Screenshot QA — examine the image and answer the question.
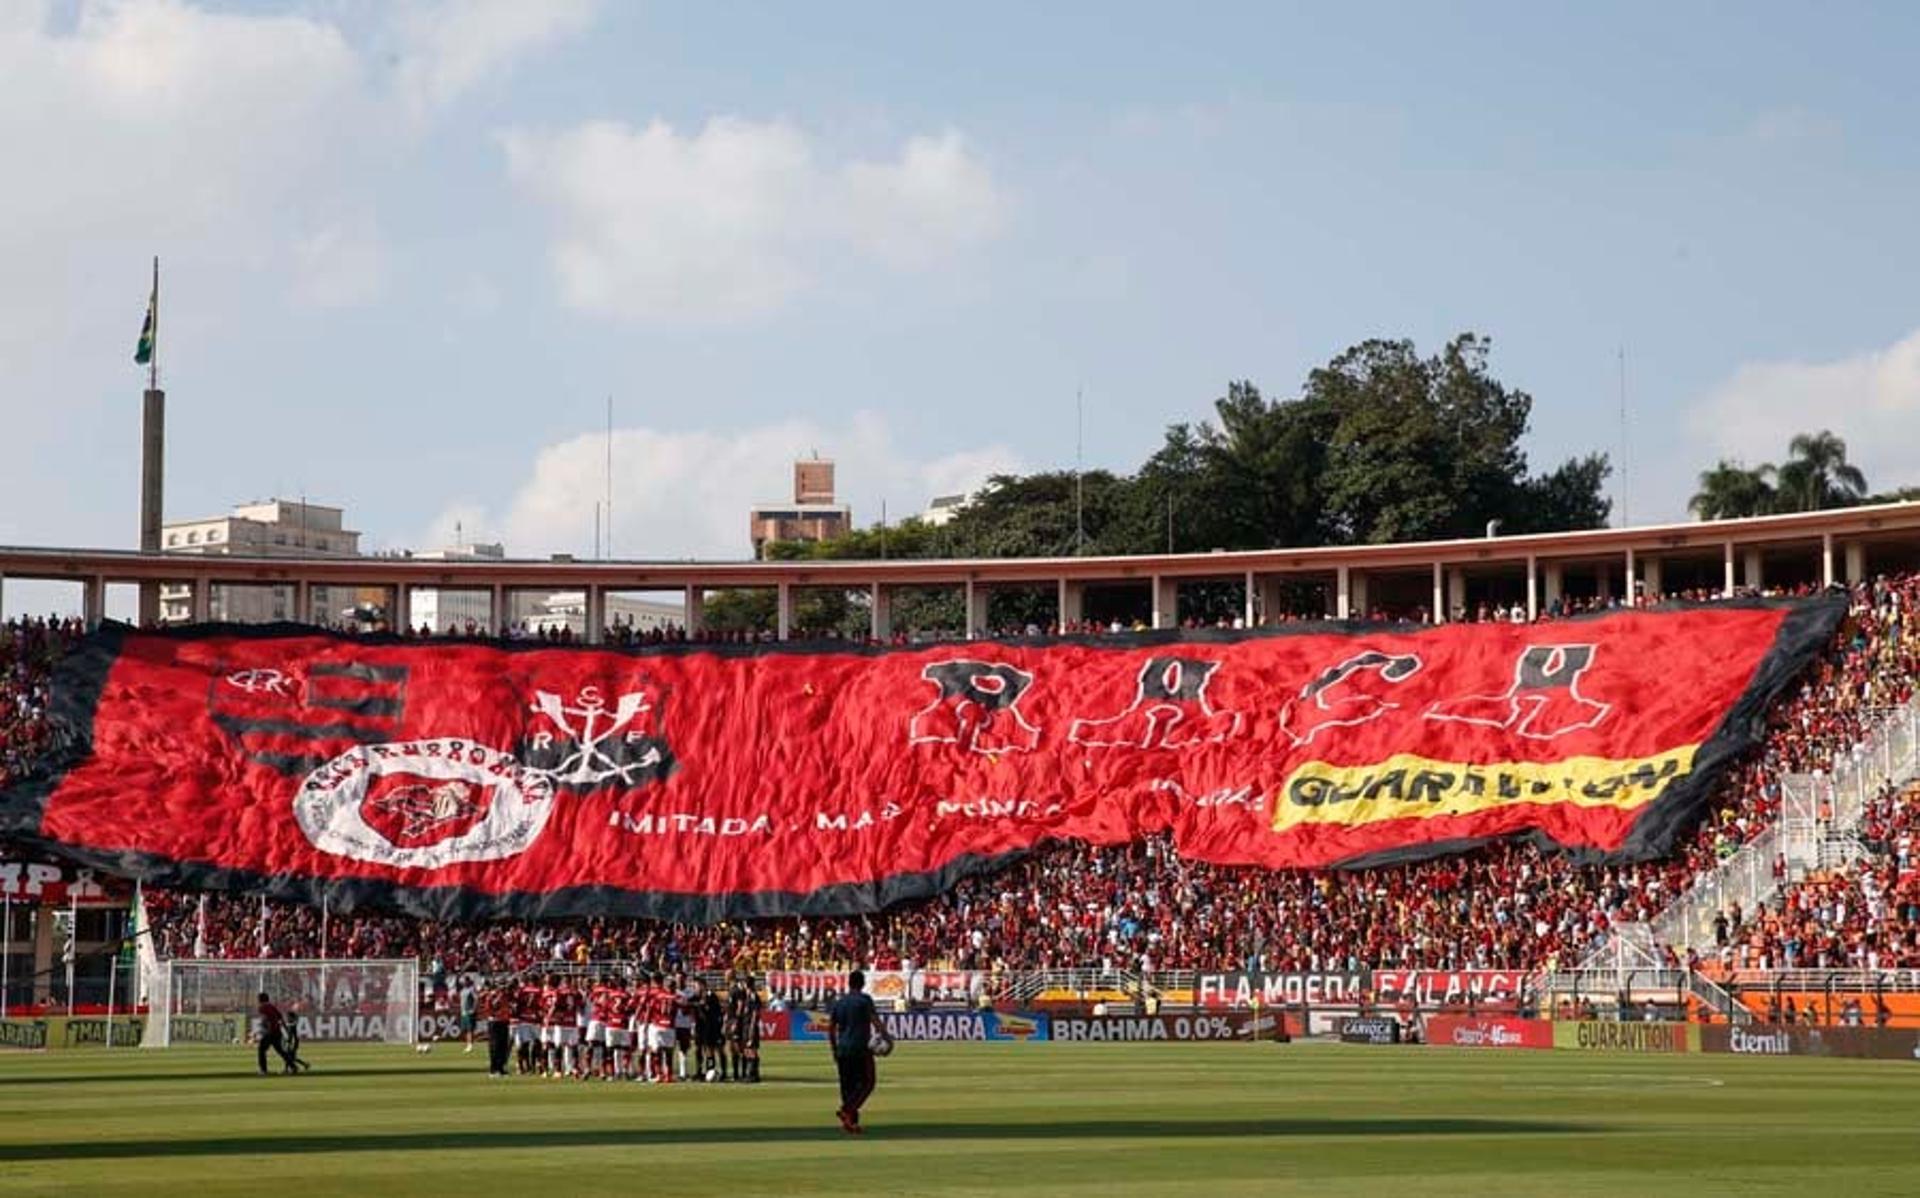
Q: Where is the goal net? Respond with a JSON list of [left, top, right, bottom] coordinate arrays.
[[144, 959, 420, 1048]]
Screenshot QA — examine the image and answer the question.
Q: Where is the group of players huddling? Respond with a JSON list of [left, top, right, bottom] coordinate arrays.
[[481, 970, 763, 1083]]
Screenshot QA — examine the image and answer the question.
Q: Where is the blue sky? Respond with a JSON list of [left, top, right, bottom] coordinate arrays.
[[2, 0, 1917, 607]]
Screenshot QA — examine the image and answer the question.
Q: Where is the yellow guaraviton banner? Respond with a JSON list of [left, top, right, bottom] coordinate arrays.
[[1273, 747, 1699, 831]]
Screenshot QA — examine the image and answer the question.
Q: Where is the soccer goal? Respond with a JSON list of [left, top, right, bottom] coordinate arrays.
[[143, 959, 420, 1048]]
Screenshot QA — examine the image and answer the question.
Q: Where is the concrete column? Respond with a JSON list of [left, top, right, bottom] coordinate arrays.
[[1543, 562, 1564, 609], [1845, 541, 1867, 585], [870, 584, 892, 641], [1242, 571, 1256, 628], [293, 580, 311, 627], [685, 587, 705, 637], [1642, 556, 1663, 601], [1743, 548, 1764, 591], [138, 387, 165, 628], [1336, 566, 1352, 620], [32, 904, 56, 1005], [1821, 533, 1835, 588], [965, 580, 988, 638], [1526, 555, 1538, 622], [1625, 548, 1637, 604], [1058, 579, 1084, 628], [1723, 541, 1736, 598], [392, 585, 411, 634], [1152, 575, 1178, 629], [585, 586, 606, 645], [1446, 567, 1466, 621], [1596, 562, 1613, 602], [490, 584, 506, 636], [776, 583, 791, 642], [1255, 574, 1285, 624], [83, 576, 105, 630], [1350, 572, 1370, 619], [191, 577, 211, 623], [1432, 562, 1445, 623]]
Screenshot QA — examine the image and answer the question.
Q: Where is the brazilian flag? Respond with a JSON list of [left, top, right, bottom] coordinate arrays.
[[134, 280, 156, 366]]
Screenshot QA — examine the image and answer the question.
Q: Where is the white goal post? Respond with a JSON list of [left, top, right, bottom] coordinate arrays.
[[143, 959, 420, 1048]]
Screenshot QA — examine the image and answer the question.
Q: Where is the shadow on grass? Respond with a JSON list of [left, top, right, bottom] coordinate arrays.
[[1, 1118, 1605, 1161], [0, 1068, 824, 1088]]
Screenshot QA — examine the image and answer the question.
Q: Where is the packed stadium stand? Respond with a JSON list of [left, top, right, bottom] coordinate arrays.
[[5, 570, 1914, 1014]]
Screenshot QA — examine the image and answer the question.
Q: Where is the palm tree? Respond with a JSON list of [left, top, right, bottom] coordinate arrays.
[[1774, 430, 1869, 512], [1690, 460, 1777, 521]]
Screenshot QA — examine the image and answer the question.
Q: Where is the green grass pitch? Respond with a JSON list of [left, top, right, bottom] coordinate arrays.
[[2, 1041, 1917, 1196]]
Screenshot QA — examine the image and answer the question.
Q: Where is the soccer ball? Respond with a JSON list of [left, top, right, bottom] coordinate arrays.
[[870, 1034, 894, 1058], [704, 1067, 718, 1082], [415, 1042, 433, 1054]]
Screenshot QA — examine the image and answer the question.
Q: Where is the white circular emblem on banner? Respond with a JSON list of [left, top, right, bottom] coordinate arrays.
[[294, 739, 555, 868]]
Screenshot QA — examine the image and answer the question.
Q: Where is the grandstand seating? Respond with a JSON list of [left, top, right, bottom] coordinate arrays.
[[4, 573, 1917, 985]]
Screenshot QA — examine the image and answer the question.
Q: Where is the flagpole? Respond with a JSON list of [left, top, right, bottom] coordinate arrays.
[[138, 256, 165, 626], [66, 890, 78, 1019], [149, 256, 159, 393]]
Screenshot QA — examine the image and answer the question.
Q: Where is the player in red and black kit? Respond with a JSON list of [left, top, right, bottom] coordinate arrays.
[[255, 990, 299, 1076], [544, 976, 583, 1078], [513, 974, 543, 1075], [586, 977, 614, 1078]]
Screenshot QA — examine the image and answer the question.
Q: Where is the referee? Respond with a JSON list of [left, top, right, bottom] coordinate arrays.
[[828, 970, 882, 1134]]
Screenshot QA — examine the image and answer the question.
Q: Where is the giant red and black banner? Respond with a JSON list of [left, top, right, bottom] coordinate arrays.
[[0, 598, 1842, 920]]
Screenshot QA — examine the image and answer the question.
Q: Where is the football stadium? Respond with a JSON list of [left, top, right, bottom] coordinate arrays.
[[7, 5, 1920, 1197]]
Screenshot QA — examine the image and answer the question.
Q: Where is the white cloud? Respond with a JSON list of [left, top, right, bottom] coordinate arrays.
[[0, 0, 596, 347], [501, 118, 1007, 322], [423, 412, 1023, 560], [291, 217, 388, 308], [1688, 327, 1920, 491], [0, 0, 381, 348], [842, 131, 1006, 268], [391, 0, 598, 120]]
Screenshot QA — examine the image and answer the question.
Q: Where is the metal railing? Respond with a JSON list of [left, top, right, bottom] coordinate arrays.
[[994, 968, 1144, 1004], [1583, 694, 1920, 967]]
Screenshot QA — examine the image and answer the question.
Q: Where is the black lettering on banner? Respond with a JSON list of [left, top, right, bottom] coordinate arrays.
[[1070, 657, 1243, 750], [1425, 644, 1611, 739], [909, 661, 1041, 755]]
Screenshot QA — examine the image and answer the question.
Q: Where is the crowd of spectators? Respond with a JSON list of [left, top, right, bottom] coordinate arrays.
[[4, 571, 1917, 982], [0, 617, 82, 790], [1702, 781, 1920, 972]]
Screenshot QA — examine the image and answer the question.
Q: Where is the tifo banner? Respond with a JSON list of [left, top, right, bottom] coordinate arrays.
[[1554, 1021, 1698, 1053], [0, 848, 129, 907], [0, 600, 1842, 920], [1194, 972, 1370, 1009], [789, 1008, 1049, 1043], [1701, 1024, 1920, 1061], [1372, 970, 1532, 1007], [1423, 1016, 1553, 1049]]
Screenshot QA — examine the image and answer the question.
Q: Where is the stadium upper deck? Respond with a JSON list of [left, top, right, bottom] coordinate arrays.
[[4, 501, 1920, 636]]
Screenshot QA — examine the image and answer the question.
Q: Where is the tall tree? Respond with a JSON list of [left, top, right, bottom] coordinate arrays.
[[1689, 460, 1777, 520], [1775, 429, 1869, 512], [756, 333, 1612, 565]]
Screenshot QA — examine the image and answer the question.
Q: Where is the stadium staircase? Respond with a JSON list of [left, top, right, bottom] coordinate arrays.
[[1554, 695, 1920, 1021]]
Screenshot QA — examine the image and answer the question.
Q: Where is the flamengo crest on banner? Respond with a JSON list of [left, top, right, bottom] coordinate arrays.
[[1, 600, 1845, 920]]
